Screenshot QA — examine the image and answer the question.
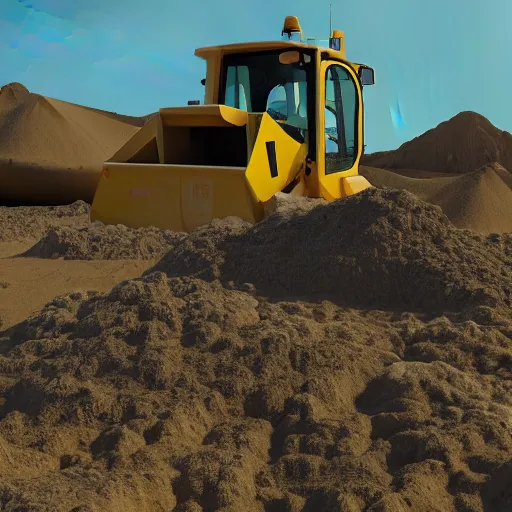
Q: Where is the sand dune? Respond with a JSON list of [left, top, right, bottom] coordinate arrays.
[[0, 189, 510, 511], [361, 163, 512, 234], [363, 111, 512, 174], [0, 83, 143, 205]]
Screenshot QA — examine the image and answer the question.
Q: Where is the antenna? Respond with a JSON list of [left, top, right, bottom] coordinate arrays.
[[329, 2, 332, 36]]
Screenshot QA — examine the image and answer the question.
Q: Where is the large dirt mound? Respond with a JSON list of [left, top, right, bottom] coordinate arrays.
[[0, 184, 511, 510], [0, 201, 89, 243], [0, 269, 510, 511], [22, 223, 187, 260], [363, 111, 512, 174], [0, 83, 141, 205], [361, 163, 512, 234], [152, 188, 512, 314]]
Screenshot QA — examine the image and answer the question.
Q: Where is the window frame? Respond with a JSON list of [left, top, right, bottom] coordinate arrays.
[[219, 48, 317, 153], [323, 62, 359, 174]]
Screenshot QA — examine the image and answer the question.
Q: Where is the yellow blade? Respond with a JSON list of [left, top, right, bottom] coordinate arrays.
[[90, 163, 263, 232]]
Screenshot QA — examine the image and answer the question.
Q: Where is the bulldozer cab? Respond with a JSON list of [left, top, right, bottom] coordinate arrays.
[[213, 41, 373, 200], [221, 49, 311, 140], [90, 16, 375, 232]]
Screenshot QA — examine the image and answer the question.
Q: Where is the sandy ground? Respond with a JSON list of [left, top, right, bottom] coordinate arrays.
[[0, 257, 152, 331], [0, 84, 511, 511], [0, 189, 510, 512], [0, 203, 185, 331]]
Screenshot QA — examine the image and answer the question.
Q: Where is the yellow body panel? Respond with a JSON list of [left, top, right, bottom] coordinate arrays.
[[90, 163, 263, 232], [159, 105, 248, 127], [245, 113, 307, 202], [195, 40, 347, 61], [108, 117, 159, 163], [314, 59, 367, 201], [341, 175, 372, 196]]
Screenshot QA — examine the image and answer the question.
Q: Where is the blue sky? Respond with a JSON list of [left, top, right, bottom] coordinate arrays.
[[1, 0, 511, 152]]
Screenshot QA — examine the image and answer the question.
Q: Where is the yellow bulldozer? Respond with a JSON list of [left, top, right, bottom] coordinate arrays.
[[90, 16, 375, 232]]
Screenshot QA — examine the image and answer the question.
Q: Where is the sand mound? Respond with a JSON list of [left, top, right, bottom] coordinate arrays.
[[152, 188, 512, 314], [0, 82, 30, 109], [0, 175, 511, 510], [0, 201, 89, 243], [0, 83, 141, 205], [0, 266, 510, 510], [363, 111, 512, 174], [361, 163, 512, 234], [494, 165, 512, 189], [263, 192, 327, 218], [22, 223, 187, 260]]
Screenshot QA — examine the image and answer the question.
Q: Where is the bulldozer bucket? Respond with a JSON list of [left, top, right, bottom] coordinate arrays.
[[90, 105, 306, 232]]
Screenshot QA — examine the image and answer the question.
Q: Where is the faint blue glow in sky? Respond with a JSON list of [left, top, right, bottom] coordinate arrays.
[[390, 99, 405, 130], [1, 0, 511, 152]]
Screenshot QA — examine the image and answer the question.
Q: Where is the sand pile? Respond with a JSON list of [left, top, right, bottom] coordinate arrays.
[[0, 273, 510, 509], [0, 82, 30, 108], [363, 111, 512, 174], [0, 182, 511, 510], [0, 82, 142, 205], [22, 223, 187, 260], [0, 189, 512, 512], [361, 163, 512, 234], [0, 200, 89, 243], [495, 165, 512, 188], [152, 188, 512, 315]]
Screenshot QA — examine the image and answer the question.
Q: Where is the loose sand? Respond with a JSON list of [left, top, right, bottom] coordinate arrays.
[[0, 188, 510, 512], [0, 202, 186, 330], [361, 163, 512, 234], [21, 224, 187, 261], [0, 200, 90, 244]]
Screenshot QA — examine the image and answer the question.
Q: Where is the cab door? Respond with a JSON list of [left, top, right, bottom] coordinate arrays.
[[316, 59, 364, 200]]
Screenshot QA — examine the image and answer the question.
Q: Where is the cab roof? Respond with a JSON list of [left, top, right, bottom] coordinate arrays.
[[194, 40, 348, 62]]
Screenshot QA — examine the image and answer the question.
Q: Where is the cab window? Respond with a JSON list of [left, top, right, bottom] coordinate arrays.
[[224, 66, 249, 111], [222, 50, 310, 137], [324, 64, 358, 173]]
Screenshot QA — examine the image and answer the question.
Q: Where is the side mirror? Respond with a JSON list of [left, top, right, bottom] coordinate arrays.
[[279, 50, 300, 65], [200, 78, 206, 86], [359, 67, 375, 86]]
